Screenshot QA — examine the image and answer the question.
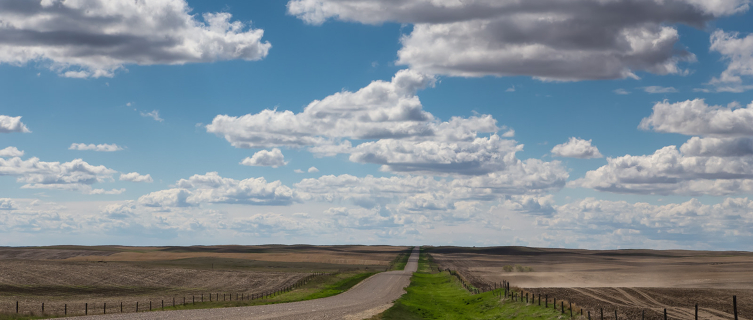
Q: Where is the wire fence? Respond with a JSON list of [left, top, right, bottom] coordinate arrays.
[[443, 268, 742, 320], [4, 272, 330, 318]]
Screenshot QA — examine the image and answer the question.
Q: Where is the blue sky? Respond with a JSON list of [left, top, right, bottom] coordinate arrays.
[[1, 0, 753, 249]]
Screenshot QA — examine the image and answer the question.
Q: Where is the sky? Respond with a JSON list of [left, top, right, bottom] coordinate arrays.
[[1, 0, 753, 249]]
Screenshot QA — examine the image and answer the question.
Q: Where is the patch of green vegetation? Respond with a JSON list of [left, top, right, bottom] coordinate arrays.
[[390, 247, 413, 270], [375, 248, 565, 320]]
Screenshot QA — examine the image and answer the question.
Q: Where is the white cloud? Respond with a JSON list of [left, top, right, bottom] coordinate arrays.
[[639, 99, 753, 137], [240, 148, 288, 168], [708, 30, 753, 92], [0, 156, 117, 193], [642, 86, 678, 93], [536, 197, 753, 247], [572, 144, 753, 195], [140, 110, 164, 122], [308, 166, 319, 173], [294, 169, 304, 173], [0, 0, 271, 78], [614, 89, 631, 95], [139, 172, 298, 207], [120, 172, 153, 183], [501, 129, 515, 138], [0, 115, 31, 133], [207, 69, 442, 149], [0, 198, 17, 210], [505, 86, 515, 92], [286, 0, 746, 80], [349, 134, 523, 175], [551, 137, 603, 159], [0, 147, 24, 158], [88, 188, 126, 195], [69, 143, 123, 152]]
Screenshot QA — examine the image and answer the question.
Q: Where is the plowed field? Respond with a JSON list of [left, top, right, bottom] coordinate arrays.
[[429, 246, 753, 320], [0, 245, 407, 317]]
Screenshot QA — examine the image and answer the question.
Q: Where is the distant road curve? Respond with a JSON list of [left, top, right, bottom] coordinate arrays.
[[67, 247, 419, 320]]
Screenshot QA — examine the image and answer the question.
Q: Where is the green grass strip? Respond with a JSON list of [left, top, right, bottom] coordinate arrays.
[[374, 250, 565, 320]]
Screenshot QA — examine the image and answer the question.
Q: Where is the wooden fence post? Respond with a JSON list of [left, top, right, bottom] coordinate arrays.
[[546, 295, 548, 308], [121, 302, 123, 313], [695, 303, 698, 320], [136, 301, 139, 312], [664, 308, 667, 320], [104, 302, 106, 314], [734, 296, 738, 320], [614, 309, 617, 320], [85, 302, 88, 315], [588, 310, 591, 320], [600, 308, 604, 320]]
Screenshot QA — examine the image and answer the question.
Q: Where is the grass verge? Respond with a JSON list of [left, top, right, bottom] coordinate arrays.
[[0, 272, 376, 319], [389, 247, 413, 271], [370, 248, 566, 320]]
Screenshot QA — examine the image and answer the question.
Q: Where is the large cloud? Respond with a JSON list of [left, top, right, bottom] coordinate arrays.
[[0, 116, 30, 133], [572, 144, 753, 195], [535, 197, 753, 247], [138, 172, 298, 207], [288, 0, 747, 80], [551, 137, 603, 159], [708, 30, 753, 92], [0, 156, 119, 194], [0, 0, 271, 78], [207, 69, 443, 149], [639, 99, 753, 136], [208, 69, 560, 178]]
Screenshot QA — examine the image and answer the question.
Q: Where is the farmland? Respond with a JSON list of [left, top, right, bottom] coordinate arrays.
[[429, 246, 753, 319], [0, 245, 407, 317]]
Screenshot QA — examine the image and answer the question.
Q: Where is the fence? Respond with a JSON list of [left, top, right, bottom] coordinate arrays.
[[5, 272, 329, 318], [443, 268, 741, 320]]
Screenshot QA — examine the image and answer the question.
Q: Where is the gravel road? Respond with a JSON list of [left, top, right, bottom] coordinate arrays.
[[64, 247, 419, 320]]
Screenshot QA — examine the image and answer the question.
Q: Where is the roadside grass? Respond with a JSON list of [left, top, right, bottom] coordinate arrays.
[[0, 272, 376, 319], [390, 247, 413, 270], [371, 249, 566, 320]]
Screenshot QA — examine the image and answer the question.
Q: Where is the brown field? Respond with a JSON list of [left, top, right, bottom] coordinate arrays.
[[0, 245, 407, 316], [429, 246, 753, 320]]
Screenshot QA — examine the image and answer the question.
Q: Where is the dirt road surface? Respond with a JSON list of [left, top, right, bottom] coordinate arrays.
[[65, 247, 419, 320]]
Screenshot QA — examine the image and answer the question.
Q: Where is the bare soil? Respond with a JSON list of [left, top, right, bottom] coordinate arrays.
[[429, 246, 753, 320], [0, 245, 407, 317]]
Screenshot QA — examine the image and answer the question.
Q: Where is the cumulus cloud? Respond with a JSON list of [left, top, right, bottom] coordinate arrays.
[[551, 137, 603, 159], [287, 0, 747, 80], [138, 172, 297, 207], [639, 99, 753, 136], [0, 0, 271, 78], [614, 89, 631, 95], [0, 198, 17, 210], [140, 110, 164, 122], [240, 148, 288, 168], [572, 144, 753, 195], [0, 147, 24, 158], [349, 134, 523, 175], [0, 156, 117, 193], [69, 143, 123, 152], [708, 29, 753, 92], [207, 69, 441, 149], [642, 86, 678, 93], [536, 197, 753, 247], [0, 115, 30, 133], [208, 69, 559, 179], [308, 166, 319, 173], [120, 172, 153, 183]]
